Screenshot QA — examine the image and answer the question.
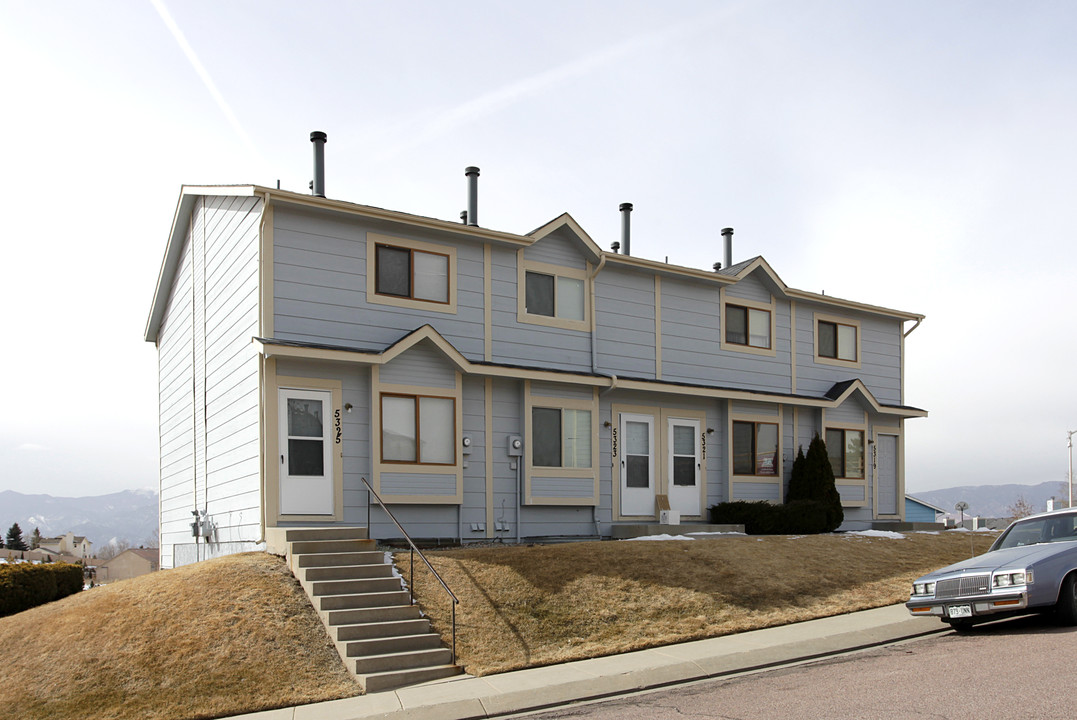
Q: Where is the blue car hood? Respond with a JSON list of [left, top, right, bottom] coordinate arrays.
[[919, 542, 1076, 580]]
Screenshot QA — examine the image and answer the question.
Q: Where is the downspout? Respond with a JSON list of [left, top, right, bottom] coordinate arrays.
[[903, 318, 922, 338], [589, 255, 607, 375], [256, 191, 272, 546]]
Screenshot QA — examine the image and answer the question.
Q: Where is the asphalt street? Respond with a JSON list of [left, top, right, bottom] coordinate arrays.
[[516, 614, 1077, 720]]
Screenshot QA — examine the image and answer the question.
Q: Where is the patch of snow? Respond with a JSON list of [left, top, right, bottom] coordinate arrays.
[[914, 531, 940, 535], [622, 534, 696, 541], [845, 530, 906, 539], [948, 527, 970, 532]]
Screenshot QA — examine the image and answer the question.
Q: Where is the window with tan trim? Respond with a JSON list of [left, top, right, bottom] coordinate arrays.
[[825, 428, 865, 479], [380, 393, 456, 465], [732, 420, 779, 476], [517, 257, 590, 331], [366, 233, 457, 314], [532, 406, 592, 468], [726, 305, 771, 349], [814, 313, 861, 367]]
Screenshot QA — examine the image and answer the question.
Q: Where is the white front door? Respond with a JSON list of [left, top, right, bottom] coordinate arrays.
[[619, 413, 655, 517], [279, 388, 334, 515], [667, 417, 701, 517]]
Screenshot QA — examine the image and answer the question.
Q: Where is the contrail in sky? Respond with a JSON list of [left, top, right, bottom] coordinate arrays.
[[149, 0, 265, 166]]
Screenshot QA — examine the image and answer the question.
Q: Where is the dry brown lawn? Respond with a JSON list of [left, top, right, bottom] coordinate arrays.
[[408, 531, 999, 676], [0, 552, 360, 720], [0, 531, 997, 720]]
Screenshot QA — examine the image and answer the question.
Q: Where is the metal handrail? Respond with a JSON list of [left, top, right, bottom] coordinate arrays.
[[361, 476, 459, 664]]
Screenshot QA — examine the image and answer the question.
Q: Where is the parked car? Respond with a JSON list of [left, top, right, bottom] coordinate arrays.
[[906, 508, 1077, 629]]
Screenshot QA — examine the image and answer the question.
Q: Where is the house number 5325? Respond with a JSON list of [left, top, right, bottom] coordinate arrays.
[[334, 409, 342, 444]]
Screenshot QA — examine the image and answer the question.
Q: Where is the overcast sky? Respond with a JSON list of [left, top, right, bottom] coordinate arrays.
[[1, 1, 1075, 499]]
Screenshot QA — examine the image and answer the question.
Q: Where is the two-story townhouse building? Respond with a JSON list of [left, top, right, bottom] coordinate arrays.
[[145, 152, 925, 569]]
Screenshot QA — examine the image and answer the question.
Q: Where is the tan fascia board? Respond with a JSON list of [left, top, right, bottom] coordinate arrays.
[[251, 337, 924, 417], [785, 288, 924, 322], [604, 252, 737, 285], [527, 213, 603, 260], [824, 378, 929, 419], [251, 185, 532, 249], [728, 257, 790, 293], [379, 325, 471, 374]]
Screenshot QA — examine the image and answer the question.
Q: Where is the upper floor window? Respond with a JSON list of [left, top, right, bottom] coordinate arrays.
[[367, 233, 457, 314], [375, 243, 449, 303], [825, 428, 865, 479], [818, 320, 857, 362], [525, 271, 584, 321], [381, 393, 456, 465], [726, 304, 771, 349], [732, 420, 778, 476]]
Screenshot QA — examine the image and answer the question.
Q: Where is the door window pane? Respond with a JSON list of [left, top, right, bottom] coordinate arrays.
[[673, 457, 695, 486], [288, 399, 323, 437], [673, 425, 694, 455], [748, 308, 771, 349], [532, 407, 562, 467], [556, 276, 585, 321], [626, 456, 650, 488], [525, 272, 555, 317], [382, 396, 417, 462], [725, 306, 747, 345], [288, 439, 324, 476], [755, 423, 778, 476], [732, 421, 753, 475], [376, 245, 411, 297], [413, 251, 448, 302], [418, 396, 454, 463], [625, 420, 649, 455], [563, 409, 591, 468], [837, 324, 857, 361]]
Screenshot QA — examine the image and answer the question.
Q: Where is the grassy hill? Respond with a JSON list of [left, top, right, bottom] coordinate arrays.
[[0, 531, 997, 720]]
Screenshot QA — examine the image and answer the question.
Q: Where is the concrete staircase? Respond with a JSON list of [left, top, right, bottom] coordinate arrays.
[[282, 527, 462, 693]]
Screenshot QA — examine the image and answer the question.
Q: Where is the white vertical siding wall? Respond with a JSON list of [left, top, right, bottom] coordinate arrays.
[[157, 196, 263, 567], [157, 230, 195, 570]]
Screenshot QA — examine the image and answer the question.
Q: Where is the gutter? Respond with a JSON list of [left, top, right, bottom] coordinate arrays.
[[903, 318, 923, 338]]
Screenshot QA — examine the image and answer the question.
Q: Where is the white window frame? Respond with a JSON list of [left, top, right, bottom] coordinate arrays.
[[814, 312, 862, 368], [517, 256, 590, 332], [366, 233, 457, 314]]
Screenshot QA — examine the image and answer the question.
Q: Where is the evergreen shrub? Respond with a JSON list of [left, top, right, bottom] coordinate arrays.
[[0, 562, 84, 616]]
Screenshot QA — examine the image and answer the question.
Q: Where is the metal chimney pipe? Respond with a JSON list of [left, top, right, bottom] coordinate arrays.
[[722, 227, 734, 270], [465, 166, 480, 226], [310, 131, 327, 197], [619, 203, 633, 256]]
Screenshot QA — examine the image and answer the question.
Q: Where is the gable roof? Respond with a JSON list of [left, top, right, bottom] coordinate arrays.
[[526, 213, 603, 261]]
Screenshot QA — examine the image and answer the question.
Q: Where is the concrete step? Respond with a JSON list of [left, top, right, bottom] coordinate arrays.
[[290, 538, 377, 555], [360, 664, 462, 694], [335, 618, 431, 641], [318, 590, 411, 611], [311, 577, 402, 596], [296, 551, 385, 568], [304, 564, 395, 581], [325, 605, 422, 626], [343, 632, 443, 657], [284, 527, 369, 543], [354, 647, 453, 675]]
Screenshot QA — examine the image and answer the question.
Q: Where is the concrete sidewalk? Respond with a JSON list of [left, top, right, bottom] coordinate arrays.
[[236, 604, 943, 720]]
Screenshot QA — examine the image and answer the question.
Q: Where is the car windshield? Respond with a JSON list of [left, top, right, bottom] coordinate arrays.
[[994, 513, 1077, 550]]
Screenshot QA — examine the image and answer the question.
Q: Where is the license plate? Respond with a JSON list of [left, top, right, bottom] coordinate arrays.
[[948, 605, 972, 618]]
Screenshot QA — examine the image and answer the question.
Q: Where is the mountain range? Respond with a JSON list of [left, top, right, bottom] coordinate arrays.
[[908, 481, 1071, 519], [0, 488, 158, 550]]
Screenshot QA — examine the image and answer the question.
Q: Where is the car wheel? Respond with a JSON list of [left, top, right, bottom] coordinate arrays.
[[1055, 573, 1077, 625], [945, 618, 975, 632]]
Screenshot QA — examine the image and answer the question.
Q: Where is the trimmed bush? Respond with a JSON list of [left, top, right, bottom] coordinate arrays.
[[0, 562, 83, 617], [709, 499, 830, 534]]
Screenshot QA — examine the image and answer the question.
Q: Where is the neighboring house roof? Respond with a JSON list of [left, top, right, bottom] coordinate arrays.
[[101, 548, 159, 567], [254, 325, 927, 418], [906, 495, 946, 514], [146, 185, 926, 343]]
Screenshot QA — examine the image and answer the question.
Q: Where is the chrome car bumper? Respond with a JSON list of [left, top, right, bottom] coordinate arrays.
[[906, 591, 1028, 619]]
